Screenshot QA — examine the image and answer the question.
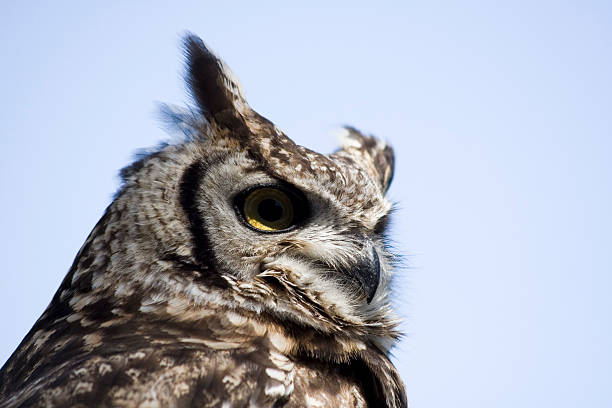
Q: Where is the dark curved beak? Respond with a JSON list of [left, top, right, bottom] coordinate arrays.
[[346, 244, 381, 304]]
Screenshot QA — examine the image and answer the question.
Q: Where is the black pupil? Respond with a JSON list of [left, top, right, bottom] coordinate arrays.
[[258, 198, 284, 222]]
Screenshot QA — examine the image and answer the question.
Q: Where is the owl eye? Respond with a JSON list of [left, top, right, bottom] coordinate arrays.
[[237, 186, 307, 232]]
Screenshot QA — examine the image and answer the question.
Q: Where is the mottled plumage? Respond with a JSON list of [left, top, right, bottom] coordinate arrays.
[[0, 34, 407, 407]]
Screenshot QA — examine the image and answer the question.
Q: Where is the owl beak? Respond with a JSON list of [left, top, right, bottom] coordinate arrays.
[[350, 245, 380, 304]]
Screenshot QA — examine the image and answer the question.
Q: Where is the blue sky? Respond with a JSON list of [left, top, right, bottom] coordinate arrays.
[[1, 2, 611, 406]]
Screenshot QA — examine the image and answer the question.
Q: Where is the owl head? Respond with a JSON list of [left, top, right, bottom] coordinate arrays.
[[73, 34, 400, 352]]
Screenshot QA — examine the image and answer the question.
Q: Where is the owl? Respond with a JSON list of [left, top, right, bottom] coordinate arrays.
[[0, 34, 407, 408]]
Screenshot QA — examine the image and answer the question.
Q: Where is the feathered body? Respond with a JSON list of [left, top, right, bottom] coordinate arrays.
[[0, 35, 407, 407]]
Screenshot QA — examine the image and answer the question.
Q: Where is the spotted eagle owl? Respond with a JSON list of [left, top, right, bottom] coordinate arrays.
[[0, 34, 407, 408]]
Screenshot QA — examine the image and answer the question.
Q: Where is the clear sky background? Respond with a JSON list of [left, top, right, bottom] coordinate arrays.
[[1, 2, 611, 407]]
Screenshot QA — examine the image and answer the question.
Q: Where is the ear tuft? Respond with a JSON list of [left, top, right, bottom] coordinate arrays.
[[336, 127, 395, 193], [183, 34, 249, 126]]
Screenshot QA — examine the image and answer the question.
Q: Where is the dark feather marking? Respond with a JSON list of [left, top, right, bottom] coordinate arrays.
[[178, 161, 226, 288]]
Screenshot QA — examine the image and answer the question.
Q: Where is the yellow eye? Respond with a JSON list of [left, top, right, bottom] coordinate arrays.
[[242, 187, 295, 232]]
